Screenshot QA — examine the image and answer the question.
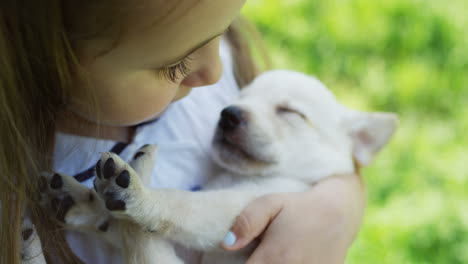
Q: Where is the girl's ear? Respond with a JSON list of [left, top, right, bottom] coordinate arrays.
[[343, 110, 398, 167]]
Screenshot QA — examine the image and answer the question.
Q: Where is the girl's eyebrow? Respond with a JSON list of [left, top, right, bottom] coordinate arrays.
[[160, 30, 226, 67]]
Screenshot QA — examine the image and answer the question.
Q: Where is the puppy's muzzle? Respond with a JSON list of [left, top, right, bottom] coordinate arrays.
[[219, 106, 247, 132]]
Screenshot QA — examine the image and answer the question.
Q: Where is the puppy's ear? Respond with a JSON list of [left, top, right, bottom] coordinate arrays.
[[343, 111, 398, 166]]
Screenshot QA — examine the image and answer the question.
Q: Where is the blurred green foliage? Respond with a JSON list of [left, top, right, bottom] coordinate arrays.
[[244, 0, 468, 263]]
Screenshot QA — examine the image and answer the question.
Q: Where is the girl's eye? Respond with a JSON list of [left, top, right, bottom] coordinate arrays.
[[158, 56, 193, 82], [276, 105, 306, 120]]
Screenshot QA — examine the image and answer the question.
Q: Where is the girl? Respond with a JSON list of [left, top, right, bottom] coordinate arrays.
[[0, 0, 365, 263]]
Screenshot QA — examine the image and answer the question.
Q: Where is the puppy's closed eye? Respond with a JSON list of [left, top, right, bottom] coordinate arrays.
[[276, 105, 306, 120]]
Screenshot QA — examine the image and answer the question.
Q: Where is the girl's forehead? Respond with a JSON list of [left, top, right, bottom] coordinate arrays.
[[129, 0, 201, 29], [85, 0, 246, 68], [128, 0, 246, 38]]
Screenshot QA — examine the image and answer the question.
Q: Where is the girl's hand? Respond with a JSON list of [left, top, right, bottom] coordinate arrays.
[[222, 173, 365, 264]]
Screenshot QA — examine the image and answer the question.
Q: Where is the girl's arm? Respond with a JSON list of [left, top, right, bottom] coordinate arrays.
[[223, 172, 366, 264]]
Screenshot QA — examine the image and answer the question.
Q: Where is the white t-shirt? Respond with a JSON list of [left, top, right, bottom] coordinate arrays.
[[53, 39, 240, 264]]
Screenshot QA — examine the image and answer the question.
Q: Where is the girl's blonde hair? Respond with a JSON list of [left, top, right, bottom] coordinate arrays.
[[0, 1, 269, 263]]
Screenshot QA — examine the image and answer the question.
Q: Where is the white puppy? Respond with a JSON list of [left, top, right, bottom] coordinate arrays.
[[32, 70, 397, 264]]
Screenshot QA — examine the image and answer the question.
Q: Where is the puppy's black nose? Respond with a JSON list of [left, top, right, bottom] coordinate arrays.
[[219, 106, 245, 131]]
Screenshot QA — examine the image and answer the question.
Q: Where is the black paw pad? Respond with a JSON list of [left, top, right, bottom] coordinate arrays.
[[103, 158, 115, 179], [22, 228, 33, 241], [116, 170, 130, 188], [96, 160, 102, 179], [88, 192, 95, 202], [52, 196, 75, 222], [98, 221, 109, 232], [106, 199, 126, 211], [133, 152, 145, 160], [50, 174, 63, 189], [104, 191, 117, 200]]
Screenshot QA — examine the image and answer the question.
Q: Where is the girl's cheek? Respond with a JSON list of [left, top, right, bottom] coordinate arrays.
[[111, 84, 178, 125], [77, 77, 178, 126]]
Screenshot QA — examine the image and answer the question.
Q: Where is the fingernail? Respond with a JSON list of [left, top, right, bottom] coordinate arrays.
[[223, 231, 237, 247]]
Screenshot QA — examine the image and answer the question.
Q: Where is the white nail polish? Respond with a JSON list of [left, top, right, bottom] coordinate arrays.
[[223, 231, 237, 247]]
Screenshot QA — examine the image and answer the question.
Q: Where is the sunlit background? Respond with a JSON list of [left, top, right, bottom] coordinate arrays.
[[244, 0, 468, 263]]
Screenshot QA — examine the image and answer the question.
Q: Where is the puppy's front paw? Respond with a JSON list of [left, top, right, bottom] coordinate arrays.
[[39, 172, 110, 231], [94, 152, 146, 220], [20, 218, 46, 264]]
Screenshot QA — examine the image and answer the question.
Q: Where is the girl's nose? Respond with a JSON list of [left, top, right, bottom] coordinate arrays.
[[185, 63, 223, 87], [181, 38, 223, 88]]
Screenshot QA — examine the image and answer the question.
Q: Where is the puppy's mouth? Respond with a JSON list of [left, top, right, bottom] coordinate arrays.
[[214, 131, 275, 165], [221, 137, 258, 161]]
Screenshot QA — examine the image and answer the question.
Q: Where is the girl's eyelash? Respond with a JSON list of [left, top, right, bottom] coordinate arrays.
[[158, 56, 193, 82]]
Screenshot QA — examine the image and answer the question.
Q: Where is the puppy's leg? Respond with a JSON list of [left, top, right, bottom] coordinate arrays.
[[120, 228, 184, 264], [93, 152, 148, 221], [20, 217, 46, 264], [39, 172, 124, 248], [129, 144, 158, 186], [94, 153, 307, 251], [40, 172, 110, 230]]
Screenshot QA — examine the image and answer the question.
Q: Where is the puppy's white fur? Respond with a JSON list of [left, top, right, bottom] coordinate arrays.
[[28, 70, 397, 264], [20, 217, 46, 264]]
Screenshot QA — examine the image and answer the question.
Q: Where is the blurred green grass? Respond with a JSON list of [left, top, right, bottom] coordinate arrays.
[[244, 0, 468, 263]]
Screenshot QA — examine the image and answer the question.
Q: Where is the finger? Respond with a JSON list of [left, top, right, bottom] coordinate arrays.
[[222, 194, 284, 251]]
